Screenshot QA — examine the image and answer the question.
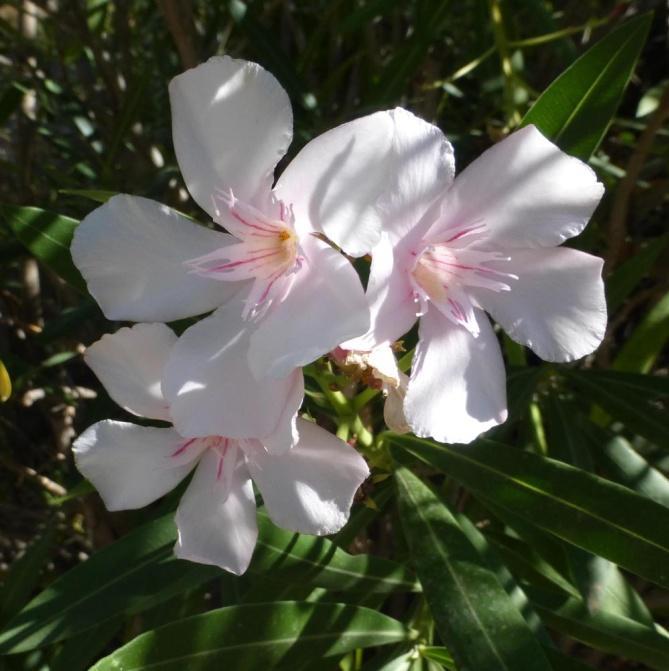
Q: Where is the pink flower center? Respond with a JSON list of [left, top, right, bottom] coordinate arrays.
[[171, 435, 239, 488], [409, 223, 517, 335], [186, 188, 304, 319]]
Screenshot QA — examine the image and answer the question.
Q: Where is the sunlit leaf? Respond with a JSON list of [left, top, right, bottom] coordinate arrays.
[[0, 206, 85, 292], [91, 601, 412, 671], [522, 13, 652, 158]]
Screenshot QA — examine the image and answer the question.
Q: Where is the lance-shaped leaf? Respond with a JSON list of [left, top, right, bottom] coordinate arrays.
[[387, 434, 669, 591], [521, 13, 652, 159], [0, 525, 55, 626], [0, 515, 215, 654], [1, 206, 85, 291], [91, 601, 412, 671], [564, 369, 669, 448], [394, 466, 553, 671], [594, 435, 669, 508], [528, 588, 669, 671], [0, 510, 415, 653]]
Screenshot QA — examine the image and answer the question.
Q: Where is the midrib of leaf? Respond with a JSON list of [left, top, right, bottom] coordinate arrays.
[[112, 628, 406, 671], [532, 602, 669, 663], [2, 544, 173, 641], [399, 475, 511, 671], [570, 376, 667, 435], [255, 537, 417, 590], [21, 222, 75, 250], [403, 442, 669, 556], [552, 24, 643, 146]]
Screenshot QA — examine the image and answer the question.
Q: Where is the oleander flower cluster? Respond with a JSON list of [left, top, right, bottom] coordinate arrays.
[[71, 56, 607, 575]]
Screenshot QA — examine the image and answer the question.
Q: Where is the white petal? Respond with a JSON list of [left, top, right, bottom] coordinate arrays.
[[245, 418, 369, 535], [259, 373, 304, 455], [72, 421, 197, 511], [342, 233, 417, 351], [404, 308, 507, 444], [431, 125, 604, 249], [71, 195, 240, 322], [248, 235, 370, 379], [85, 323, 176, 421], [275, 110, 393, 253], [472, 247, 606, 362], [169, 56, 292, 217], [162, 301, 303, 439], [174, 449, 257, 575], [374, 108, 455, 244], [275, 107, 454, 256]]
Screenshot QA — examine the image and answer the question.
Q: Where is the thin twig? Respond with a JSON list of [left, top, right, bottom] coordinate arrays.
[[605, 85, 669, 274], [0, 454, 67, 498], [157, 0, 199, 70]]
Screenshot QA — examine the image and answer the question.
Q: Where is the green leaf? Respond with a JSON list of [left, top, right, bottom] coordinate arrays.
[[613, 290, 669, 373], [596, 435, 669, 508], [529, 588, 669, 671], [0, 526, 55, 626], [58, 189, 117, 203], [565, 369, 669, 447], [567, 369, 669, 398], [367, 2, 450, 105], [91, 601, 411, 671], [394, 466, 552, 671], [0, 206, 85, 292], [252, 512, 417, 593], [521, 13, 652, 159], [454, 513, 549, 640], [421, 645, 597, 671], [0, 510, 415, 653], [387, 434, 669, 591], [49, 620, 121, 671], [542, 394, 594, 469], [420, 646, 456, 669], [606, 235, 669, 312], [0, 515, 217, 654]]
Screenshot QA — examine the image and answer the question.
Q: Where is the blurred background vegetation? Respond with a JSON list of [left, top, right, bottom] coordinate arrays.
[[0, 1, 668, 669]]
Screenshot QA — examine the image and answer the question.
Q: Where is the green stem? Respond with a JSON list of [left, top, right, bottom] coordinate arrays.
[[489, 0, 519, 125], [509, 17, 610, 48]]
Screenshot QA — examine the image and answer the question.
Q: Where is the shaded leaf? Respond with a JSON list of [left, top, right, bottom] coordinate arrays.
[[0, 510, 415, 653], [0, 526, 55, 626], [394, 466, 552, 671], [614, 290, 669, 374], [565, 369, 668, 447], [529, 588, 669, 671], [388, 434, 669, 591]]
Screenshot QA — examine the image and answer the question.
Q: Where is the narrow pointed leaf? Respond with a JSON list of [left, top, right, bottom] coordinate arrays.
[[91, 601, 411, 671], [0, 206, 85, 291], [613, 290, 669, 374], [522, 13, 652, 159], [387, 434, 669, 591], [529, 588, 669, 671], [595, 435, 669, 508], [0, 510, 415, 653], [0, 525, 55, 626], [394, 466, 552, 671], [565, 369, 669, 447]]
